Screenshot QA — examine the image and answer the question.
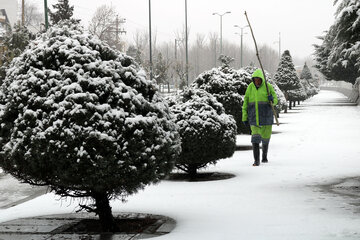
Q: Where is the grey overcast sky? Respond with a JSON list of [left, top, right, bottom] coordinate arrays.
[[30, 0, 336, 59]]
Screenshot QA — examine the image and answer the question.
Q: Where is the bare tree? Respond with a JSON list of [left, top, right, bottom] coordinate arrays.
[[24, 2, 43, 31], [88, 4, 125, 51], [131, 30, 148, 65], [258, 44, 279, 74], [208, 32, 219, 68], [193, 33, 206, 76]]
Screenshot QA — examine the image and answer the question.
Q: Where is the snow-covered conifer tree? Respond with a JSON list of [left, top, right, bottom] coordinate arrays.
[[154, 52, 171, 92], [300, 62, 313, 80], [0, 21, 180, 232], [0, 23, 34, 83], [299, 63, 318, 99], [314, 0, 360, 83], [49, 0, 79, 25], [273, 50, 302, 110], [288, 82, 307, 106], [168, 88, 236, 178]]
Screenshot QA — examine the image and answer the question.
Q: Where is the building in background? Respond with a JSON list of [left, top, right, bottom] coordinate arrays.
[[0, 9, 10, 57], [0, 0, 18, 28], [0, 0, 18, 57], [0, 9, 11, 37]]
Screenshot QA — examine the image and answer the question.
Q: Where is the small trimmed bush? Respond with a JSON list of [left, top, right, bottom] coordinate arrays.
[[168, 88, 236, 178]]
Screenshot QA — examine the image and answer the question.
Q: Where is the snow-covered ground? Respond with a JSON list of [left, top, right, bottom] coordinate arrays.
[[1, 90, 360, 240], [0, 172, 46, 209]]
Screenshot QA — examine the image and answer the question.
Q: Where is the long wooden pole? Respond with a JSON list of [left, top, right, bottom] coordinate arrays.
[[244, 11, 279, 126]]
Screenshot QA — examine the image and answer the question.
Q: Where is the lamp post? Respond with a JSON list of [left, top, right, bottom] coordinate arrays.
[[212, 11, 231, 55], [22, 0, 25, 26], [174, 38, 183, 90], [175, 38, 183, 60], [273, 32, 281, 60], [185, 0, 189, 86], [148, 0, 153, 81], [234, 24, 249, 68], [44, 0, 49, 30]]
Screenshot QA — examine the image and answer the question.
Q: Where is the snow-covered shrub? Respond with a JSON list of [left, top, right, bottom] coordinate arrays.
[[191, 65, 250, 134], [311, 73, 321, 89], [168, 88, 237, 178], [300, 63, 319, 98], [0, 21, 181, 232], [300, 79, 318, 98], [288, 82, 308, 104]]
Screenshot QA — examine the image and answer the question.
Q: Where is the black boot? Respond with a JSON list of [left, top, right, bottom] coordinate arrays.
[[252, 143, 260, 166], [262, 142, 269, 163]]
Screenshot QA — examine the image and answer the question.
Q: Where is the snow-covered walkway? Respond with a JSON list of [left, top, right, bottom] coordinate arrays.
[[1, 90, 360, 240]]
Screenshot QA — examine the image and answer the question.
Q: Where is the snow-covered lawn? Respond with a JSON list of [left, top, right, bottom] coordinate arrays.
[[0, 90, 360, 239]]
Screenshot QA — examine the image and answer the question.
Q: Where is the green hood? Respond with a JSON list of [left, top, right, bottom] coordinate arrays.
[[252, 69, 265, 86]]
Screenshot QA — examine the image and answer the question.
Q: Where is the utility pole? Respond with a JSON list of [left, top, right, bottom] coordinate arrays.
[[111, 15, 126, 51], [44, 0, 49, 30], [22, 0, 25, 26]]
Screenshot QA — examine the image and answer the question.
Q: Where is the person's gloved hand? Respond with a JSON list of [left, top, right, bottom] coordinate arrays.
[[268, 95, 274, 102], [243, 121, 249, 126]]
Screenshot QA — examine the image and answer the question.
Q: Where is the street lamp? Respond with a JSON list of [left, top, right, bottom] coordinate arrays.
[[174, 38, 183, 91], [185, 0, 189, 86], [44, 0, 49, 30], [273, 32, 281, 60], [234, 24, 249, 68], [212, 11, 231, 55], [174, 38, 184, 60], [148, 0, 153, 81]]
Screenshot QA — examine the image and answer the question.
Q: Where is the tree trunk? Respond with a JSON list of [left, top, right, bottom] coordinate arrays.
[[289, 101, 292, 110], [93, 192, 119, 232], [293, 101, 296, 107], [187, 164, 198, 180], [298, 101, 300, 105]]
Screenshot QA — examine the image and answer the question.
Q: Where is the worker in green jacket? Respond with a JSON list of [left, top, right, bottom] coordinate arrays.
[[242, 69, 278, 166]]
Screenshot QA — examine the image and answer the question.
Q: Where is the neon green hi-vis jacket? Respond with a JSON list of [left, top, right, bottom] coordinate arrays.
[[242, 69, 278, 126]]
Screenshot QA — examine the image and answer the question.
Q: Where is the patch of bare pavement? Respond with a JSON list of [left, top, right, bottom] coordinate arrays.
[[0, 171, 48, 209], [0, 212, 175, 240], [317, 176, 360, 210]]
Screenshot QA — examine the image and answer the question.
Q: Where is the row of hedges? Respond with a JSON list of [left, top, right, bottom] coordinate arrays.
[[0, 22, 238, 232]]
